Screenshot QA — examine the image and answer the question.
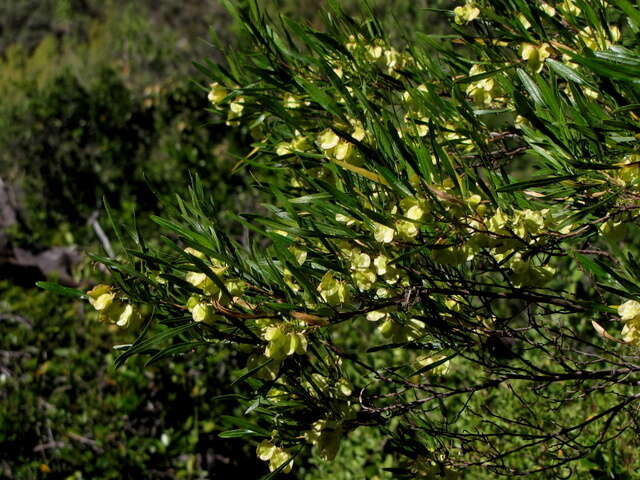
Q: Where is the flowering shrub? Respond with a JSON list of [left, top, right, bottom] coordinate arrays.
[[75, 0, 640, 477]]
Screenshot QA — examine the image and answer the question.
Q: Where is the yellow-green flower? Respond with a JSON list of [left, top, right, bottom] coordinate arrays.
[[619, 303, 640, 344], [351, 252, 371, 270], [283, 93, 301, 109], [366, 42, 384, 62], [619, 300, 640, 322], [383, 47, 403, 74], [191, 302, 215, 324], [416, 354, 451, 376], [304, 420, 343, 461], [520, 42, 552, 73], [396, 220, 419, 240], [290, 134, 310, 152], [509, 255, 555, 287], [559, 0, 580, 16], [454, 3, 480, 25], [318, 271, 349, 305], [317, 129, 340, 150], [517, 13, 531, 30], [373, 255, 389, 275], [335, 213, 357, 226], [283, 268, 301, 293], [514, 115, 530, 130], [617, 154, 640, 186], [276, 142, 292, 156], [207, 82, 228, 105], [229, 97, 245, 115], [185, 271, 220, 296], [115, 304, 136, 328], [487, 207, 510, 232], [184, 247, 207, 260], [465, 64, 497, 105], [621, 322, 640, 345], [432, 242, 472, 266], [599, 219, 626, 241], [289, 246, 308, 266], [353, 269, 376, 291], [373, 222, 395, 243], [406, 204, 425, 221], [225, 279, 247, 297], [334, 140, 355, 161], [579, 26, 620, 51], [515, 208, 546, 237], [226, 96, 246, 125], [256, 441, 294, 473], [351, 123, 366, 142], [87, 284, 115, 311], [87, 285, 138, 328], [263, 326, 308, 360], [336, 377, 353, 396], [366, 308, 390, 322], [540, 2, 556, 16]]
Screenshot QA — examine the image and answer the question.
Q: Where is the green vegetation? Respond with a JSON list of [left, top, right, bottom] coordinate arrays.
[[0, 2, 252, 246], [0, 280, 265, 479], [86, 0, 640, 478], [0, 2, 254, 478], [0, 1, 449, 478], [3, 0, 640, 479]]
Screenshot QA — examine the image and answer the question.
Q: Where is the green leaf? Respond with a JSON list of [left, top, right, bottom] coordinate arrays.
[[366, 342, 406, 353], [220, 415, 270, 436], [574, 253, 609, 281], [497, 174, 576, 193], [517, 68, 544, 105], [259, 447, 302, 480], [546, 59, 587, 85], [36, 282, 85, 299], [144, 341, 208, 366], [409, 352, 457, 377], [115, 323, 195, 368], [231, 358, 273, 386], [594, 258, 640, 294], [218, 429, 264, 438], [295, 76, 345, 121]]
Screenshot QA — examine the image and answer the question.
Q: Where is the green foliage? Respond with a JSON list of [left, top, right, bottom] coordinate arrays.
[[91, 0, 640, 477], [0, 0, 263, 249], [301, 426, 395, 480], [0, 2, 426, 478], [4, 0, 640, 478], [0, 62, 252, 247], [0, 1, 203, 85], [0, 2, 269, 478], [0, 281, 268, 479]]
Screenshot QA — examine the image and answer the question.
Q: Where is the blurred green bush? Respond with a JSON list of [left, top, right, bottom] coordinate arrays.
[[0, 65, 254, 246], [0, 280, 268, 479]]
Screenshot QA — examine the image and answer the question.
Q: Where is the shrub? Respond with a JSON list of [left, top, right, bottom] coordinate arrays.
[[0, 280, 269, 479], [78, 0, 640, 478], [0, 63, 256, 247], [0, 1, 258, 248]]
